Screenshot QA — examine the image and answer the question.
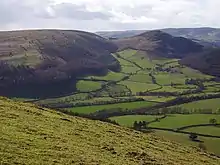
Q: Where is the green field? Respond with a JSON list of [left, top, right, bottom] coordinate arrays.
[[181, 67, 214, 79], [67, 101, 157, 114], [110, 115, 162, 127], [184, 126, 220, 136], [149, 114, 220, 129], [117, 49, 137, 58], [119, 81, 160, 94], [110, 114, 220, 130], [154, 86, 189, 93], [76, 80, 103, 92], [121, 65, 140, 74], [154, 130, 220, 156], [128, 74, 153, 83], [111, 114, 220, 155], [135, 96, 176, 102], [154, 73, 186, 85], [89, 71, 126, 81], [175, 98, 220, 111], [128, 55, 154, 68], [36, 93, 89, 105]]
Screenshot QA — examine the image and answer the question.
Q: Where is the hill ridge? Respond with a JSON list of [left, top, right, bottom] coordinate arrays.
[[113, 30, 203, 58]]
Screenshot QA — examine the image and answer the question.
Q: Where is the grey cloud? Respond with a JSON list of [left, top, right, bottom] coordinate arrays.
[[51, 3, 112, 20], [0, 0, 219, 31]]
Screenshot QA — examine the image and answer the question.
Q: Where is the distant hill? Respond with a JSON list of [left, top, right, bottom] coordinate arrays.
[[0, 97, 219, 165], [113, 30, 203, 58], [181, 48, 220, 77], [162, 27, 220, 47], [96, 27, 220, 47], [96, 30, 147, 39], [0, 30, 119, 98]]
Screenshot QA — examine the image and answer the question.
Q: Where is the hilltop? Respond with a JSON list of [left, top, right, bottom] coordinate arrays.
[[113, 30, 203, 58], [0, 30, 119, 98], [0, 97, 219, 165], [162, 27, 220, 46], [96, 27, 220, 47]]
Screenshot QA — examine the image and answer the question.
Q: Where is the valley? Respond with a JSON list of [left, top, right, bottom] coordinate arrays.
[[1, 29, 220, 162], [19, 47, 220, 156]]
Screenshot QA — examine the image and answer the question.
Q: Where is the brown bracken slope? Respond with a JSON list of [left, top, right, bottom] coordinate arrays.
[[0, 30, 119, 98], [180, 48, 220, 77]]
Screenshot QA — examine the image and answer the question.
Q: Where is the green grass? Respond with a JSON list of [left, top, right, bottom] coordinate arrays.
[[128, 54, 154, 68], [181, 67, 214, 79], [203, 86, 220, 93], [119, 81, 160, 94], [1, 97, 218, 164], [176, 98, 220, 111], [128, 74, 153, 83], [154, 130, 220, 156], [149, 114, 220, 129], [105, 84, 130, 95], [76, 80, 103, 92], [64, 97, 116, 105], [154, 72, 186, 85], [36, 93, 89, 105], [174, 84, 198, 89], [110, 115, 162, 127], [135, 96, 176, 102], [117, 49, 137, 58], [184, 126, 220, 136], [154, 86, 189, 93], [89, 71, 126, 81], [121, 66, 140, 74], [67, 101, 156, 114], [112, 54, 135, 66]]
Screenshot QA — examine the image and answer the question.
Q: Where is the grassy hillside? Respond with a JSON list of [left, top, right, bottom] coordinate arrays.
[[0, 97, 220, 165]]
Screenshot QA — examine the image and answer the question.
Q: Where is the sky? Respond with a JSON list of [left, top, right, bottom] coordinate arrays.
[[0, 0, 219, 32]]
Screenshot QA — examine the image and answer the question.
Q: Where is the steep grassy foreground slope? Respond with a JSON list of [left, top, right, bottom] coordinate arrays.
[[0, 97, 219, 165]]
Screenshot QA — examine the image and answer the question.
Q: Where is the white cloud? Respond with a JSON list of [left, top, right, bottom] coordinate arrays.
[[0, 0, 219, 31]]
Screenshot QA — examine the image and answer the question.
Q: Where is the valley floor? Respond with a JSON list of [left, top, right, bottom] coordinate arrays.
[[13, 48, 220, 156]]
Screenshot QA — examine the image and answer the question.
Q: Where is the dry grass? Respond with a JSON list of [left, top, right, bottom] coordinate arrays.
[[0, 97, 219, 165]]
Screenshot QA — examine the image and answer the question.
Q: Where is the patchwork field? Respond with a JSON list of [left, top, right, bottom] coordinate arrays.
[[67, 101, 157, 114], [20, 48, 220, 156], [174, 98, 220, 111], [110, 114, 220, 155], [110, 115, 162, 127], [76, 80, 103, 92], [154, 130, 220, 156], [149, 114, 220, 129]]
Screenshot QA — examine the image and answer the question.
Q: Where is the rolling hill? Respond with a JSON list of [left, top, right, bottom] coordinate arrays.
[[97, 27, 220, 47], [181, 49, 220, 77], [0, 30, 119, 98], [113, 30, 204, 58], [0, 97, 219, 165], [162, 27, 220, 46]]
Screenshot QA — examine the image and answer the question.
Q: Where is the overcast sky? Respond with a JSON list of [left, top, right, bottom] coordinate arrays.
[[0, 0, 219, 32]]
